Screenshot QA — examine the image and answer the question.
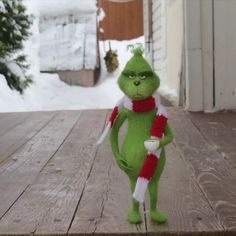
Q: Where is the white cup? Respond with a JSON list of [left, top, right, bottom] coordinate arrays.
[[144, 139, 160, 152]]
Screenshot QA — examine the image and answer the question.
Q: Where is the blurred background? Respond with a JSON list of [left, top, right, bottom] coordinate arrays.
[[0, 0, 235, 112]]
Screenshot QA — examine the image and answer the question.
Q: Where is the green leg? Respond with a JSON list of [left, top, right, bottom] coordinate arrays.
[[128, 178, 142, 224], [148, 150, 167, 223], [148, 179, 167, 223]]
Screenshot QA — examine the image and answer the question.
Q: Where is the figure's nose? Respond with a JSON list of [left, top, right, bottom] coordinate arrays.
[[134, 80, 140, 86]]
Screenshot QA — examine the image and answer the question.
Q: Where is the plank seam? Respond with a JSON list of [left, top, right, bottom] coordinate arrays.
[[66, 110, 110, 235], [0, 183, 31, 222], [172, 139, 225, 232], [92, 162, 112, 234], [0, 112, 56, 166], [188, 114, 235, 168], [174, 112, 226, 231], [0, 113, 57, 219], [0, 113, 32, 138], [38, 111, 82, 175], [31, 111, 82, 234]]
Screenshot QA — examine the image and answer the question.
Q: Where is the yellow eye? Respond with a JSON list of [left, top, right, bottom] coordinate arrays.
[[128, 74, 135, 79], [140, 75, 147, 79]]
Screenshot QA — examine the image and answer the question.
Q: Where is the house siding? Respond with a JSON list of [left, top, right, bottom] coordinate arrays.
[[144, 0, 236, 111], [152, 0, 166, 82], [150, 0, 183, 105]]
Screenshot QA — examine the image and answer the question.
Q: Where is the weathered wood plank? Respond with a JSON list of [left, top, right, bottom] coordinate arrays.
[[0, 112, 31, 137], [146, 143, 223, 235], [169, 108, 236, 231], [0, 110, 106, 235], [0, 108, 233, 236], [0, 111, 54, 164], [187, 111, 236, 168], [69, 127, 146, 235], [0, 111, 79, 223]]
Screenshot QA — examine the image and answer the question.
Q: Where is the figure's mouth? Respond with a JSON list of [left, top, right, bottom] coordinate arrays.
[[134, 93, 145, 99], [133, 93, 144, 99]]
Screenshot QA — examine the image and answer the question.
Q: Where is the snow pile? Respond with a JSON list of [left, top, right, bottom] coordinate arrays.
[[39, 14, 97, 71], [0, 36, 145, 112], [23, 0, 97, 71], [23, 0, 96, 16], [37, 0, 97, 71]]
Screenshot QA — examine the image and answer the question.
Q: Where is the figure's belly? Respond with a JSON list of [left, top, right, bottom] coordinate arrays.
[[120, 109, 156, 176]]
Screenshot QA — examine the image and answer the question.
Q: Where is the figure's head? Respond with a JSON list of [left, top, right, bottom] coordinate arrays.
[[118, 46, 160, 100]]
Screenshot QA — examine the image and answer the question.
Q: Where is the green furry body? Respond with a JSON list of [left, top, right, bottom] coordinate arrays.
[[109, 45, 173, 224], [121, 108, 159, 178], [110, 108, 173, 224]]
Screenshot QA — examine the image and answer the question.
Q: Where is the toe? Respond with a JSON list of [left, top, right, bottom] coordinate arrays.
[[128, 210, 142, 224], [150, 210, 167, 223]]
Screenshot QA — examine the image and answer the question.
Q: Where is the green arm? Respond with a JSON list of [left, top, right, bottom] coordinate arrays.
[[159, 123, 174, 147], [109, 110, 132, 172]]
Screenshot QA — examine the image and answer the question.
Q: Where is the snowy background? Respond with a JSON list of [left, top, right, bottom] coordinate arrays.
[[0, 0, 172, 112]]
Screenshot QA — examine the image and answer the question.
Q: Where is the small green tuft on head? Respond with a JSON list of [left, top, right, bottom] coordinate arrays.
[[133, 47, 143, 56], [127, 43, 144, 56]]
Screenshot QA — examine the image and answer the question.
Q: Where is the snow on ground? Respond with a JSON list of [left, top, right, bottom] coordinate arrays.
[[0, 36, 145, 112], [0, 0, 148, 112], [0, 1, 177, 112], [23, 0, 96, 16]]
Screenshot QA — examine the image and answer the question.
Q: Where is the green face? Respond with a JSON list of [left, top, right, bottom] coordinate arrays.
[[118, 54, 160, 100]]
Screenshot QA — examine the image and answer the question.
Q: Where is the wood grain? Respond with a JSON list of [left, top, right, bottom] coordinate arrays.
[[98, 0, 143, 40], [0, 112, 31, 137], [0, 111, 79, 224], [0, 109, 234, 235], [169, 108, 236, 231], [145, 143, 223, 235], [69, 123, 145, 235], [0, 110, 106, 235], [0, 111, 54, 165], [187, 111, 236, 168]]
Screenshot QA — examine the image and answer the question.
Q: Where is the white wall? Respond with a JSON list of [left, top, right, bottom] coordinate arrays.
[[165, 0, 183, 105], [184, 0, 203, 111], [151, 0, 183, 105], [145, 0, 236, 111], [152, 0, 166, 90], [214, 0, 236, 110], [184, 0, 236, 111]]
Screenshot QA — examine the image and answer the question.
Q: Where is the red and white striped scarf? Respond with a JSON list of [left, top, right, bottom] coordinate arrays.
[[97, 93, 168, 203]]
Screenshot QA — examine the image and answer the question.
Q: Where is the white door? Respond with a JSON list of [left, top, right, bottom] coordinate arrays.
[[214, 0, 236, 110], [184, 0, 236, 111]]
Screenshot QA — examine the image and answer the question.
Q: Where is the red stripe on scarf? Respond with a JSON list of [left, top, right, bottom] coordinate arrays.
[[132, 96, 156, 112], [150, 115, 168, 138], [109, 106, 118, 126], [138, 154, 158, 180]]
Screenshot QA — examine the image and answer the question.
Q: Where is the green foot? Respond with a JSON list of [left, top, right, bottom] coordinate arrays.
[[150, 210, 167, 223], [128, 210, 142, 224]]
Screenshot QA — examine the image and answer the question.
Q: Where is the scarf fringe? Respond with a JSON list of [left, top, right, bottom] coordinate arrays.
[[132, 177, 149, 203]]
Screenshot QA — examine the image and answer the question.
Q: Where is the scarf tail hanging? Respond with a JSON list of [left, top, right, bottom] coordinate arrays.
[[133, 100, 168, 203]]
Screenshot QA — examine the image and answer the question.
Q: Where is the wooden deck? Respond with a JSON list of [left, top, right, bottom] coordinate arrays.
[[0, 108, 235, 236]]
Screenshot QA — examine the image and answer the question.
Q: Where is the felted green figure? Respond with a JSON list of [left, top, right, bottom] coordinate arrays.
[[97, 45, 174, 224]]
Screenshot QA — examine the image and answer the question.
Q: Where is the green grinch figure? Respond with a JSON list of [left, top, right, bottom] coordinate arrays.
[[97, 45, 174, 224]]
